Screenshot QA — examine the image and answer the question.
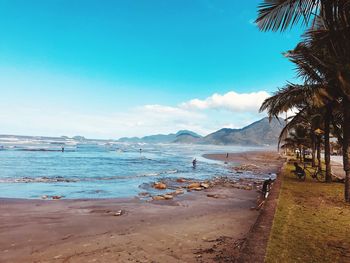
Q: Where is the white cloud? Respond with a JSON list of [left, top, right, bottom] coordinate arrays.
[[180, 91, 270, 112], [0, 90, 269, 139], [0, 104, 209, 139], [0, 66, 271, 139], [141, 104, 204, 119]]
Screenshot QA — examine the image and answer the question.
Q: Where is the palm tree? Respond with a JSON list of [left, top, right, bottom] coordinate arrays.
[[256, 0, 350, 201], [260, 84, 326, 169], [261, 92, 327, 170], [280, 125, 311, 162], [285, 40, 344, 182], [279, 109, 317, 165]]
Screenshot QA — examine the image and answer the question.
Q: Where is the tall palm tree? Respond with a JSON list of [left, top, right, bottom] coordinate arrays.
[[260, 85, 327, 170], [256, 0, 350, 201]]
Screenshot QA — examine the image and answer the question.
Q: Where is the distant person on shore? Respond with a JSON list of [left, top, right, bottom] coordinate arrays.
[[192, 158, 197, 168], [226, 153, 229, 158], [262, 177, 273, 199], [292, 162, 305, 180]]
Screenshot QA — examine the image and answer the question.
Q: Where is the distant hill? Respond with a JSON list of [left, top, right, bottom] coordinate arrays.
[[0, 117, 283, 146], [117, 117, 284, 146], [173, 131, 202, 144], [117, 130, 202, 143], [201, 117, 284, 146]]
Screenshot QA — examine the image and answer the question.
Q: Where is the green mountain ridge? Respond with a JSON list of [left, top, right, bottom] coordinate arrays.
[[117, 130, 202, 143], [117, 117, 284, 146], [201, 117, 284, 146]]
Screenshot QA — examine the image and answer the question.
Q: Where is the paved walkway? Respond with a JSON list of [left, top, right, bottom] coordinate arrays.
[[331, 156, 345, 179]]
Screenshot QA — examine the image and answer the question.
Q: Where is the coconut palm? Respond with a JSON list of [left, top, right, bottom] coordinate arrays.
[[285, 40, 346, 182], [281, 124, 311, 162], [256, 0, 350, 201], [260, 79, 331, 160], [260, 86, 327, 170]]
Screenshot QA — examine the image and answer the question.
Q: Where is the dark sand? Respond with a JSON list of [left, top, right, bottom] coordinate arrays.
[[204, 150, 284, 175], [0, 150, 284, 263]]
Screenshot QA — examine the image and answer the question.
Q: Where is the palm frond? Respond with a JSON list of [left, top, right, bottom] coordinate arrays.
[[259, 82, 327, 119], [256, 0, 320, 31], [278, 107, 310, 148]]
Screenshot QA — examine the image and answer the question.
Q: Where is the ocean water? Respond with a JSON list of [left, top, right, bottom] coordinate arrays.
[[0, 138, 265, 199]]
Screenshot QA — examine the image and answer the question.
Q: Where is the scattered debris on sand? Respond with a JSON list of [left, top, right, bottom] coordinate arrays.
[[153, 182, 167, 190], [201, 183, 209, 189], [152, 195, 166, 201], [174, 189, 184, 195], [41, 195, 63, 200], [113, 210, 124, 216], [187, 182, 201, 189], [147, 176, 268, 202], [162, 194, 173, 200], [176, 178, 187, 183], [138, 192, 151, 197], [234, 164, 260, 173]]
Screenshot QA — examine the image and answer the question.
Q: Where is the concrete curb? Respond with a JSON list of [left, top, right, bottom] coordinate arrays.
[[236, 161, 286, 263]]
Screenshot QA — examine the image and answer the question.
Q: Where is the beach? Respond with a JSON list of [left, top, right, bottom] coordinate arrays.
[[0, 150, 284, 263], [203, 151, 284, 175]]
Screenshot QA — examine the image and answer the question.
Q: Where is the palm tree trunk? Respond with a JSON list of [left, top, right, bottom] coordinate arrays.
[[325, 104, 332, 183], [311, 134, 316, 167], [343, 97, 350, 202], [331, 116, 343, 146], [317, 137, 322, 170]]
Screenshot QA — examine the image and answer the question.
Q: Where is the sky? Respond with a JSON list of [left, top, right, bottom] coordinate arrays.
[[0, 0, 304, 139]]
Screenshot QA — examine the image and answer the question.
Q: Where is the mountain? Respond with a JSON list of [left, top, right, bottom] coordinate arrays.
[[117, 136, 143, 143], [72, 136, 86, 141], [117, 117, 284, 146], [173, 131, 202, 144], [202, 117, 284, 146], [117, 130, 202, 143]]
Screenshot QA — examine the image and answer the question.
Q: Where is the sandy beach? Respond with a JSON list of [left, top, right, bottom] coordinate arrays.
[[0, 151, 284, 263], [203, 151, 284, 175]]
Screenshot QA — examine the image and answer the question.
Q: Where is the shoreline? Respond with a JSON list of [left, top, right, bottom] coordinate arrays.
[[204, 150, 284, 175], [0, 150, 284, 262]]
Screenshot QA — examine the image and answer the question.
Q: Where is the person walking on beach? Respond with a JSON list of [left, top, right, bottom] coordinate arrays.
[[226, 153, 229, 158]]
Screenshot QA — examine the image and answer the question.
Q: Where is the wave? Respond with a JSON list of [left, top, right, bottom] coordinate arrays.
[[164, 169, 178, 174], [0, 176, 78, 183], [0, 169, 179, 184], [17, 148, 76, 152]]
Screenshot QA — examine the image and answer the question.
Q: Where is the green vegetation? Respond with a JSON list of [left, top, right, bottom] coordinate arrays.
[[265, 163, 350, 263]]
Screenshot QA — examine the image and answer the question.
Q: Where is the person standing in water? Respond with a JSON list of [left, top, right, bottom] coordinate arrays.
[[192, 158, 197, 168], [61, 146, 65, 152]]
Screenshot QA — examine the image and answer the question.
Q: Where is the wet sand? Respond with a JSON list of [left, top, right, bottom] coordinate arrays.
[[0, 189, 259, 263], [204, 150, 284, 175], [0, 150, 284, 263]]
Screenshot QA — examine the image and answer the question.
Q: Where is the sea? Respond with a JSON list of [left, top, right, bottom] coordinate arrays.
[[0, 136, 269, 199]]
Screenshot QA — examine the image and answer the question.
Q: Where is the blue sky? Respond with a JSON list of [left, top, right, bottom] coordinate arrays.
[[0, 0, 303, 138]]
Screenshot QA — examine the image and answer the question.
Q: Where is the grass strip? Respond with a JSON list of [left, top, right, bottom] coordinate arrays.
[[265, 163, 350, 263]]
